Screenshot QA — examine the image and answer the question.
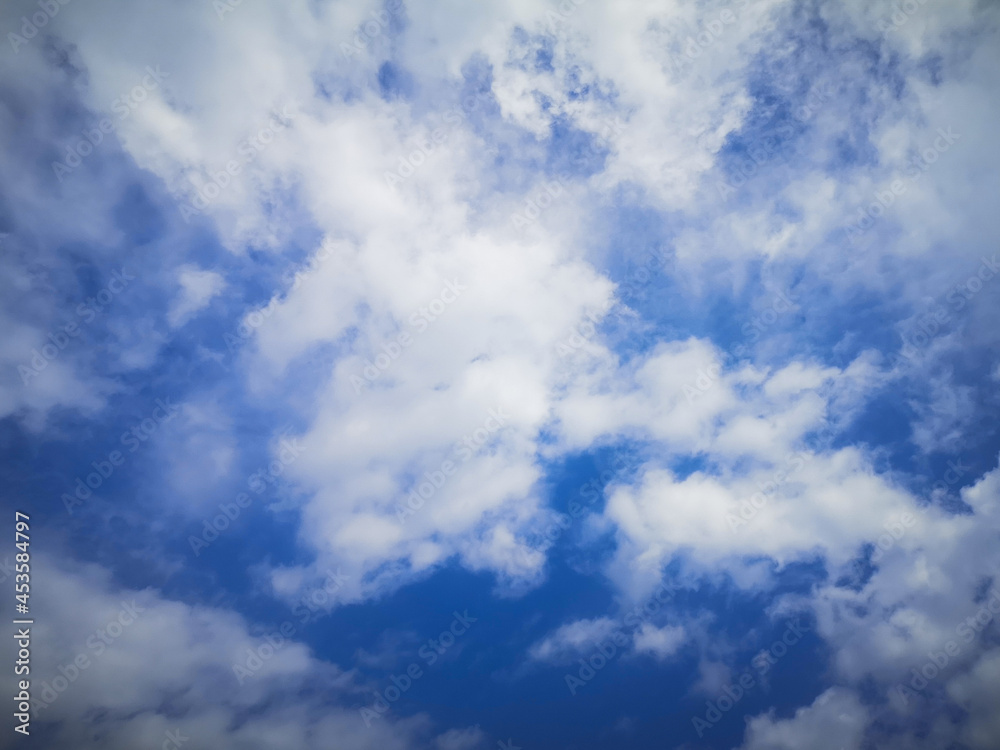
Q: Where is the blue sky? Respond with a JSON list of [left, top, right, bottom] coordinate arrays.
[[2, 1, 1000, 749]]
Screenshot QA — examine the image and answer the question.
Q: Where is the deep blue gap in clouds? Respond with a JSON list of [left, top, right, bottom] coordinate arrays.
[[378, 61, 415, 100], [297, 550, 831, 750], [235, 448, 834, 749]]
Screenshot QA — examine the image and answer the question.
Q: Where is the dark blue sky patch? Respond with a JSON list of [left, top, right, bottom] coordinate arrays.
[[112, 182, 165, 246], [545, 115, 608, 178], [378, 61, 415, 100]]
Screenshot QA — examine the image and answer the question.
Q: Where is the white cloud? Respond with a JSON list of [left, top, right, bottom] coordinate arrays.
[[434, 726, 488, 750], [21, 0, 995, 604], [633, 623, 686, 660], [739, 688, 868, 750], [5, 0, 999, 745], [9, 553, 465, 749], [168, 265, 226, 327], [946, 648, 1000, 750], [528, 617, 618, 663]]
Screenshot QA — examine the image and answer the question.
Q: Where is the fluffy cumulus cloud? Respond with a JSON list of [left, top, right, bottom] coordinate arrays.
[[738, 687, 868, 750], [168, 266, 226, 328], [633, 623, 687, 660], [2, 0, 999, 747], [5, 553, 454, 749], [571, 347, 910, 572]]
